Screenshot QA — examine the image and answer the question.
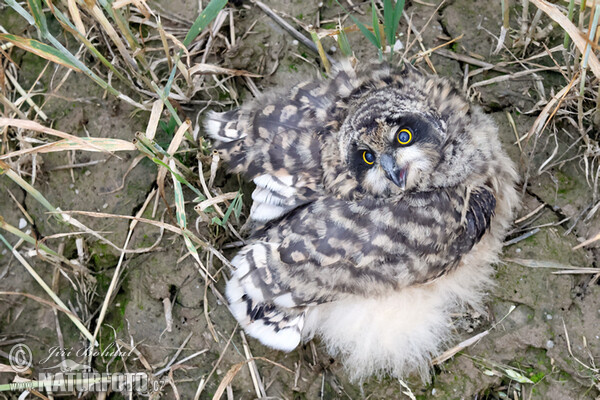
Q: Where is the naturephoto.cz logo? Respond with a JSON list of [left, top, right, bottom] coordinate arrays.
[[1, 343, 163, 394]]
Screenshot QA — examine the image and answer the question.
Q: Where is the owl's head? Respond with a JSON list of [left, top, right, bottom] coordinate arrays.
[[323, 64, 494, 199]]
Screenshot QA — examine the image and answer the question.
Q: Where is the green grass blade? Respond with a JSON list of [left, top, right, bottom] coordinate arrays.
[[392, 0, 405, 41], [564, 0, 576, 48], [354, 15, 378, 48], [0, 34, 81, 71], [44, 33, 120, 95], [0, 161, 60, 218], [5, 1, 120, 95], [133, 136, 205, 200], [153, 157, 205, 199], [97, 0, 140, 49], [337, 28, 353, 57], [384, 0, 405, 58], [335, 0, 379, 49], [18, 0, 120, 94], [4, 0, 35, 25], [43, 2, 130, 84], [212, 192, 242, 226], [183, 0, 228, 47], [0, 217, 59, 257], [372, 0, 382, 48], [26, 0, 49, 35], [159, 0, 227, 112], [170, 160, 211, 280], [171, 160, 188, 229], [384, 0, 393, 45]]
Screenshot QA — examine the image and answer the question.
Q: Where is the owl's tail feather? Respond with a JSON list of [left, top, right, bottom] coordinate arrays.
[[203, 110, 250, 174], [226, 243, 305, 352], [204, 110, 245, 143]]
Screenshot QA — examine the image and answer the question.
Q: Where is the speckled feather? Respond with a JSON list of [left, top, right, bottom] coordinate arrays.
[[204, 63, 519, 380]]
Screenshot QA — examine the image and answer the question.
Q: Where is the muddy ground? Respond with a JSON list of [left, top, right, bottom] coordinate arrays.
[[1, 0, 599, 399]]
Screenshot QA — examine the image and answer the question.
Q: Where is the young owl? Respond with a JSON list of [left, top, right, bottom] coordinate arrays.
[[204, 63, 519, 381]]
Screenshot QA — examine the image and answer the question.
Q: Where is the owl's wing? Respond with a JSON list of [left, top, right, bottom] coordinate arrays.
[[204, 70, 358, 223], [226, 187, 497, 351]]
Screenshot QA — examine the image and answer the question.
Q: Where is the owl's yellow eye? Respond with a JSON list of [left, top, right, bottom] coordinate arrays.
[[362, 150, 375, 165], [397, 128, 412, 145]]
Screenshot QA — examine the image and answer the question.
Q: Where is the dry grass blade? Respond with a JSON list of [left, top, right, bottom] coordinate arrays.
[[85, 3, 138, 70], [0, 118, 113, 155], [212, 362, 244, 400], [5, 189, 33, 224], [156, 119, 191, 202], [517, 74, 579, 144], [562, 319, 600, 373], [4, 69, 48, 121], [195, 192, 238, 213], [0, 291, 80, 319], [145, 100, 164, 140], [552, 268, 600, 274], [432, 330, 489, 365], [212, 357, 293, 400], [530, 0, 600, 79], [410, 33, 464, 61], [0, 234, 95, 343], [572, 230, 600, 249], [505, 258, 580, 269], [252, 0, 334, 65], [88, 188, 157, 364], [0, 137, 136, 160], [240, 331, 266, 398], [188, 63, 261, 77], [67, 0, 86, 35]]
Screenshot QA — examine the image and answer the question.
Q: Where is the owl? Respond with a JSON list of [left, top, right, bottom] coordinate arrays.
[[204, 62, 519, 381]]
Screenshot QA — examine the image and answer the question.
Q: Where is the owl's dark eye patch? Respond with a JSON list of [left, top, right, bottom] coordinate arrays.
[[348, 145, 377, 180], [386, 114, 441, 146]]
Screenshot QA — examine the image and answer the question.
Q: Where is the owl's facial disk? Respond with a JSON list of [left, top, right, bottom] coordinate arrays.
[[349, 114, 442, 197]]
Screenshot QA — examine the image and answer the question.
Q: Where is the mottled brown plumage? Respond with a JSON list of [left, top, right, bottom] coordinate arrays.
[[204, 62, 519, 381]]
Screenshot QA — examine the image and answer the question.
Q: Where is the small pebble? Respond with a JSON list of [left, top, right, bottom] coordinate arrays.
[[84, 170, 91, 176], [330, 46, 337, 53], [546, 314, 553, 320], [515, 248, 521, 253], [393, 39, 404, 51], [2, 249, 7, 255], [546, 340, 554, 349], [103, 203, 109, 209], [75, 189, 79, 195], [69, 183, 75, 189], [18, 218, 27, 229], [292, 39, 299, 46], [432, 388, 437, 396]]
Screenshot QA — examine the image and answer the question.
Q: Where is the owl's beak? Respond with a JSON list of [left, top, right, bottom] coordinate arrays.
[[380, 154, 407, 190]]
